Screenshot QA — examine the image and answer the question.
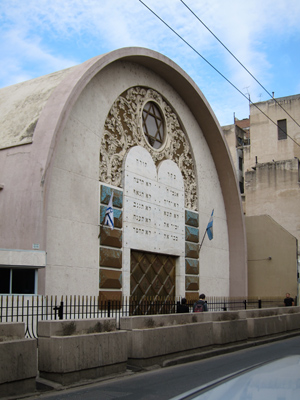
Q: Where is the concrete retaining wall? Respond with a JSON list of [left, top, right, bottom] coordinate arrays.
[[38, 318, 127, 385], [1, 307, 300, 394], [38, 317, 116, 337], [0, 323, 37, 398], [121, 307, 300, 367], [212, 320, 248, 345], [238, 306, 300, 319], [127, 322, 213, 367]]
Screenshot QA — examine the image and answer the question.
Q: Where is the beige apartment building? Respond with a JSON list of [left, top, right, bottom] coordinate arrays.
[[223, 94, 300, 301]]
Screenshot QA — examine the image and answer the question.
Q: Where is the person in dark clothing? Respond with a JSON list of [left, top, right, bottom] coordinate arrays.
[[193, 293, 208, 312], [284, 293, 294, 307], [177, 297, 189, 313]]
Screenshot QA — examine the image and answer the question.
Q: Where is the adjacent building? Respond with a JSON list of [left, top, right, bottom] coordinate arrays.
[[224, 94, 300, 299]]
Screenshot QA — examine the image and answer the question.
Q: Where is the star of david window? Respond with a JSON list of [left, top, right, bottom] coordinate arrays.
[[142, 102, 165, 149]]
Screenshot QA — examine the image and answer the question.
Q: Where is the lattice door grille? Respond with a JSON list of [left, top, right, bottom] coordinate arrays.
[[130, 250, 176, 301]]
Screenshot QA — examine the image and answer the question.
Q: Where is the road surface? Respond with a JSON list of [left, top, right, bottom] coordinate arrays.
[[27, 335, 300, 400]]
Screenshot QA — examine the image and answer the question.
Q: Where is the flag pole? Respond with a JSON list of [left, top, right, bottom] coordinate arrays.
[[198, 230, 207, 254], [198, 209, 214, 255]]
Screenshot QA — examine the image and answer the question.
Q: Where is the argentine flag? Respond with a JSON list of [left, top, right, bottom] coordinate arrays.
[[206, 209, 214, 240], [104, 193, 114, 230]]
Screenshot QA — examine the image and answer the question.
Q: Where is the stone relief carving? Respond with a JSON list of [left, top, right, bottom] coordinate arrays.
[[100, 87, 198, 211]]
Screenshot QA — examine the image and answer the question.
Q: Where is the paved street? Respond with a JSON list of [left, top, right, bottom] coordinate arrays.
[[27, 335, 300, 400]]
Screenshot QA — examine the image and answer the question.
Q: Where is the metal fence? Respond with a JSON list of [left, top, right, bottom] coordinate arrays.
[[0, 295, 284, 339]]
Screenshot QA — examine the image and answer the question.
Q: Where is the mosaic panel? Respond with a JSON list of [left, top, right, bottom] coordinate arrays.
[[185, 210, 199, 227], [185, 258, 199, 275], [100, 269, 122, 289], [100, 205, 122, 228], [99, 291, 122, 303], [100, 248, 122, 269], [185, 226, 199, 243], [185, 242, 199, 259], [185, 276, 199, 291], [100, 186, 123, 208], [100, 226, 122, 248]]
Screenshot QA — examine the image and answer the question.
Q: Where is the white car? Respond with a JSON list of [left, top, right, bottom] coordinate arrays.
[[170, 355, 300, 400]]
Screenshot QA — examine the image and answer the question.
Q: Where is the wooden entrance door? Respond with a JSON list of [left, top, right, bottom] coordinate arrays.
[[130, 250, 176, 301]]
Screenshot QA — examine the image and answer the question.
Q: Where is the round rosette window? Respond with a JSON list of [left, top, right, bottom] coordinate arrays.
[[142, 101, 165, 150]]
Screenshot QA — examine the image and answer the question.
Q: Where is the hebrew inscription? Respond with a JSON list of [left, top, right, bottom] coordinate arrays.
[[99, 86, 198, 211], [123, 146, 185, 256]]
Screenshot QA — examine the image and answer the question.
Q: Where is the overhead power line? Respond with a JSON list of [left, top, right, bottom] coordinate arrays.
[[138, 0, 300, 147], [180, 0, 300, 131]]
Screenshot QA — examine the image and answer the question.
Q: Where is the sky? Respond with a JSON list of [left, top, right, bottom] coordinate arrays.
[[1, 0, 300, 126]]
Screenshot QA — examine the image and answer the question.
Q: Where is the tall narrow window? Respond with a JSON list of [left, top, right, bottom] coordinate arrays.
[[277, 119, 287, 140]]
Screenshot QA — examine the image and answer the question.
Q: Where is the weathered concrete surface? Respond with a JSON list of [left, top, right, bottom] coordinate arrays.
[[38, 318, 116, 337], [247, 314, 289, 338], [0, 337, 37, 398], [120, 313, 207, 330], [0, 321, 25, 340], [127, 322, 213, 367], [123, 308, 300, 367], [212, 320, 248, 345], [286, 312, 300, 331], [38, 321, 127, 385], [120, 311, 241, 331], [238, 306, 300, 319]]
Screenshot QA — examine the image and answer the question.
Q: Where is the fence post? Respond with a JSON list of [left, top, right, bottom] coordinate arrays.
[[53, 301, 64, 320], [107, 300, 111, 318], [58, 302, 64, 319], [243, 300, 247, 310], [258, 299, 262, 309]]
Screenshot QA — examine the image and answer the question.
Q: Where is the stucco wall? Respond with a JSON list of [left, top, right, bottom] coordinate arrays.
[[246, 215, 298, 298], [245, 95, 300, 172], [245, 158, 300, 251]]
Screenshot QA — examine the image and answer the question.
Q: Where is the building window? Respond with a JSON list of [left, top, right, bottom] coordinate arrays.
[[239, 180, 244, 194], [142, 102, 165, 149], [0, 268, 36, 294], [277, 119, 287, 140], [238, 156, 243, 172]]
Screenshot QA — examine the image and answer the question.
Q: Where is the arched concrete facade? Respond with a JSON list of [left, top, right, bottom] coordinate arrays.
[[0, 47, 247, 297]]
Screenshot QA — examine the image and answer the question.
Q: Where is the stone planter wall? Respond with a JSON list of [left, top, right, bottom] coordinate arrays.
[[120, 307, 300, 367], [38, 318, 127, 385], [0, 323, 37, 398], [1, 307, 300, 393]]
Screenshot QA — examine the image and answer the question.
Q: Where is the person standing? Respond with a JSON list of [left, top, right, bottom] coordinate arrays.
[[177, 298, 189, 313], [193, 293, 208, 312], [284, 293, 294, 307]]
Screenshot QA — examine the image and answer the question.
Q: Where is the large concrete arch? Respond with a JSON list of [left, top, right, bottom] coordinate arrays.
[[0, 47, 247, 296]]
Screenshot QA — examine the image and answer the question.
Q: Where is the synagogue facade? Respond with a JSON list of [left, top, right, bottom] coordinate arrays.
[[0, 48, 247, 300]]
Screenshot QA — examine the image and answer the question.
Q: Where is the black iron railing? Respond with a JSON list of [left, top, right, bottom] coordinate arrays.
[[0, 295, 284, 338]]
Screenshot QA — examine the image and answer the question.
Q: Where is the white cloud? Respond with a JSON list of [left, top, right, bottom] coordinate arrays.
[[0, 0, 300, 124]]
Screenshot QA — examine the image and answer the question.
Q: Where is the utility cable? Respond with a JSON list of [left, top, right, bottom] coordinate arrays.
[[138, 0, 300, 147], [180, 0, 300, 131]]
